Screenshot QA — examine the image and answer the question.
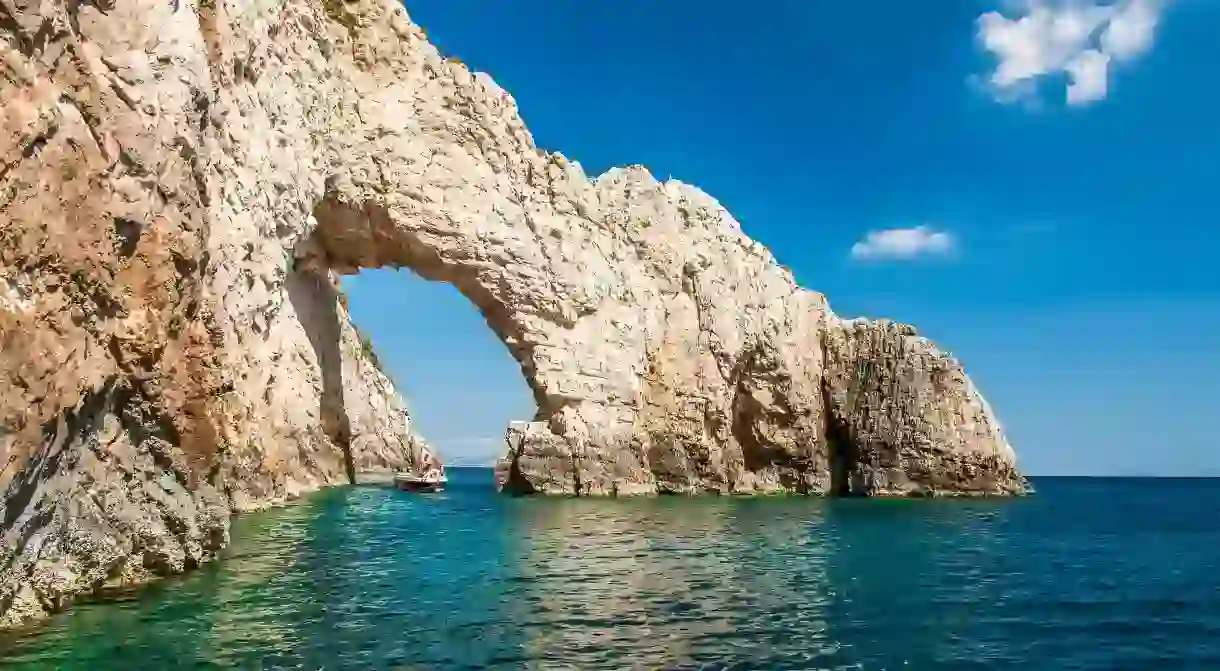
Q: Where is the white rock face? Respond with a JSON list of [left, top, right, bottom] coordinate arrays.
[[0, 0, 1028, 628]]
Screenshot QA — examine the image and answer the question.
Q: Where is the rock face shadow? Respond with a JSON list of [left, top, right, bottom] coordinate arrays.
[[285, 263, 355, 485]]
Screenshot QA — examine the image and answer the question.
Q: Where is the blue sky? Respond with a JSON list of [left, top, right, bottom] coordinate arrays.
[[344, 0, 1219, 475]]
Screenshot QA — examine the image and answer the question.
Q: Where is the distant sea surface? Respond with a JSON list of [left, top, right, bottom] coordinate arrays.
[[3, 470, 1219, 670]]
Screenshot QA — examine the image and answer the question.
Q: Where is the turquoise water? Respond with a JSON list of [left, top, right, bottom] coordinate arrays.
[[2, 469, 1219, 669]]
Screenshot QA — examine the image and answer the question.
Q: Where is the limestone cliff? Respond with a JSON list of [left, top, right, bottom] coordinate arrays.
[[0, 0, 1027, 628]]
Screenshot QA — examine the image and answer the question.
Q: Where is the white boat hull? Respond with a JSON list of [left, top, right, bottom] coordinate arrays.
[[393, 473, 447, 493]]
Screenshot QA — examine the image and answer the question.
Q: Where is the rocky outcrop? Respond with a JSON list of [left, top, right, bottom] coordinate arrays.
[[0, 0, 1027, 628]]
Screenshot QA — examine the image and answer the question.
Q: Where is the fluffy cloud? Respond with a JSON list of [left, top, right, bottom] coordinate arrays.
[[1066, 48, 1111, 104], [977, 0, 1164, 106], [850, 226, 956, 262]]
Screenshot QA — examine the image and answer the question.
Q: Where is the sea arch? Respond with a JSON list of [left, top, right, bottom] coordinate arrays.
[[270, 42, 1027, 498], [213, 0, 1028, 501]]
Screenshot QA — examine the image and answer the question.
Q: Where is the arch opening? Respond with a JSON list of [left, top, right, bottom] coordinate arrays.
[[286, 195, 540, 476]]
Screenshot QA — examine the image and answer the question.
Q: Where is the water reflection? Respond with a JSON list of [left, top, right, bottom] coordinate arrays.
[[506, 498, 735, 668], [204, 501, 316, 665], [717, 500, 845, 669], [501, 496, 851, 670]]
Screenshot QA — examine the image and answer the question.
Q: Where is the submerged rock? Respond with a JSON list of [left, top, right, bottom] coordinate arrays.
[[0, 0, 1028, 628]]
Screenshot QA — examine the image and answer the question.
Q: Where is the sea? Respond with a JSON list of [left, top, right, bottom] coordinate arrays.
[[1, 468, 1218, 670]]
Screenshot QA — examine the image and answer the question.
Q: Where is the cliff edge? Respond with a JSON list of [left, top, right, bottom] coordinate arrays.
[[0, 0, 1027, 628]]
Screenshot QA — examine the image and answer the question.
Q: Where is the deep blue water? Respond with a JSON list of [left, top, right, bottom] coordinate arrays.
[[2, 470, 1218, 670]]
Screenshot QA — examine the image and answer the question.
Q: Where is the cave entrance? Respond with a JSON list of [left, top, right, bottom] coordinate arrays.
[[826, 414, 855, 497]]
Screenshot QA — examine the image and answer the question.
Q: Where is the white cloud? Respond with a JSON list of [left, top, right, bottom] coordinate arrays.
[[977, 0, 1164, 106], [1102, 0, 1161, 58], [850, 226, 956, 262], [1066, 48, 1111, 104]]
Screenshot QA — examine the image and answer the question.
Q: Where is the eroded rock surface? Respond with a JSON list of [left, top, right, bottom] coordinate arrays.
[[0, 0, 1027, 627]]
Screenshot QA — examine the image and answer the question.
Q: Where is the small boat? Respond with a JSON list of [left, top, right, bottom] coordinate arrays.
[[393, 468, 447, 493]]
